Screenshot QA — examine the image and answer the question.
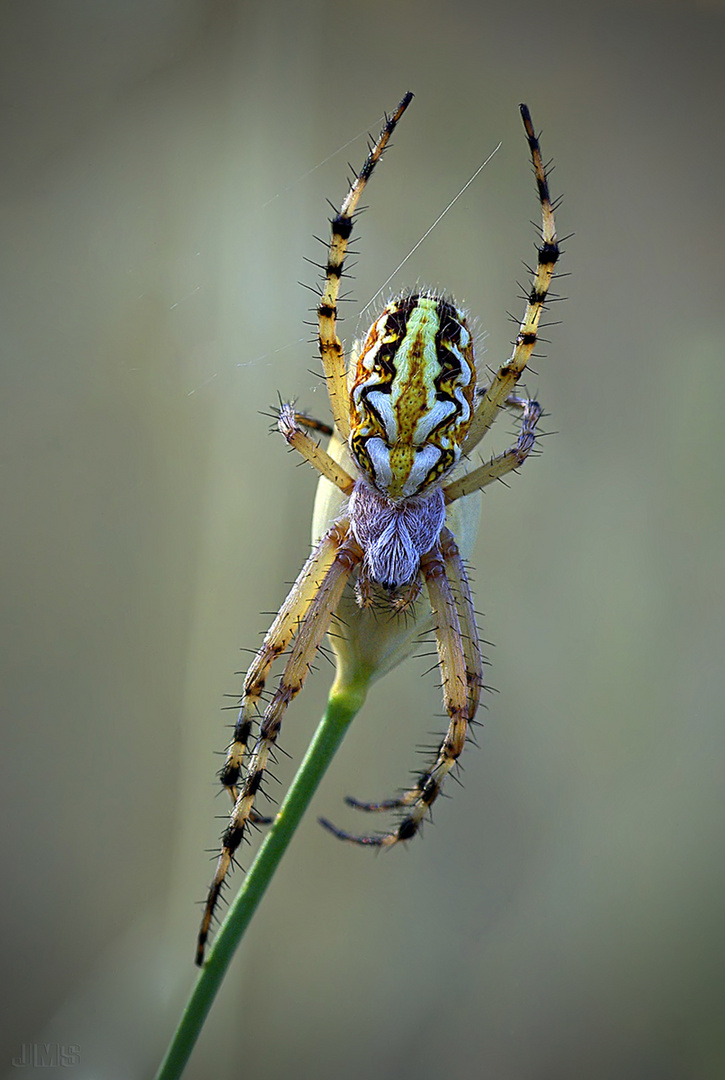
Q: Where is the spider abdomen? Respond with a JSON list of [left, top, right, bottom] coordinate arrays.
[[349, 294, 476, 499]]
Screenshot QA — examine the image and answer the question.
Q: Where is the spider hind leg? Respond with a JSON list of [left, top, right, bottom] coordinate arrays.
[[317, 92, 413, 438], [461, 103, 558, 457]]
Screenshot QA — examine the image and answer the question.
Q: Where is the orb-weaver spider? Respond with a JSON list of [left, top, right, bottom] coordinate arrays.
[[197, 93, 560, 965]]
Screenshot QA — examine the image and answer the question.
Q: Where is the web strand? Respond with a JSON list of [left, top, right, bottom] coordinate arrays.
[[360, 142, 501, 317]]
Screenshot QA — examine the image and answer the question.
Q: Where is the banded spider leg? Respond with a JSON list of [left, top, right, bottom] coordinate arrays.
[[197, 523, 362, 965]]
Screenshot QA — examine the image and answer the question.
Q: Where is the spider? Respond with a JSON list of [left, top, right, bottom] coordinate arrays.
[[196, 93, 560, 965]]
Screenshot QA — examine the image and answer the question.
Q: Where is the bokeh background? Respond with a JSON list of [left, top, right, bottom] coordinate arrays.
[[2, 1, 724, 1077]]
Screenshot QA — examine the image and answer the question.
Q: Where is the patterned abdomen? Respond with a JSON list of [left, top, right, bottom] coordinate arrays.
[[349, 294, 476, 499]]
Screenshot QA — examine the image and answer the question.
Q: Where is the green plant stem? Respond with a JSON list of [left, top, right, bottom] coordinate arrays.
[[154, 677, 368, 1080]]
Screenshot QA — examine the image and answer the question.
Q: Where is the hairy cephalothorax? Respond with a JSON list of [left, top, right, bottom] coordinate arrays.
[[349, 475, 446, 592], [196, 93, 561, 966]]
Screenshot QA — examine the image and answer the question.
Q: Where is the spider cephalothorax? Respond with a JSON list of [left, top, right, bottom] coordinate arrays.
[[349, 477, 445, 593], [196, 93, 560, 965]]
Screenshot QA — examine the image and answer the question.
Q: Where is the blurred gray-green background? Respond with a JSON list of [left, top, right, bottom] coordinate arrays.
[[2, 2, 724, 1078]]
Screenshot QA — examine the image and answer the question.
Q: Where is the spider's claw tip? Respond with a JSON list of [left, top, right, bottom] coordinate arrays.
[[318, 816, 342, 838]]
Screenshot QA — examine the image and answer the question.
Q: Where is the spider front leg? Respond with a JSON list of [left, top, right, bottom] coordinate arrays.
[[197, 529, 363, 965], [218, 521, 349, 803], [320, 538, 474, 846], [343, 528, 482, 815], [438, 527, 484, 723]]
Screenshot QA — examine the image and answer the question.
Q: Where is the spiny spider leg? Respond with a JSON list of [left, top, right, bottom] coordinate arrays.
[[438, 527, 484, 722], [463, 104, 558, 456], [344, 792, 414, 812], [219, 521, 349, 802], [475, 388, 537, 414], [344, 528, 483, 816], [197, 530, 363, 964], [292, 413, 334, 438], [277, 402, 355, 494], [444, 398, 542, 503], [317, 91, 413, 439], [320, 541, 471, 846]]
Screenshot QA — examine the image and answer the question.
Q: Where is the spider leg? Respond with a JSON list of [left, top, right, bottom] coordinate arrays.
[[444, 398, 542, 503], [463, 104, 558, 456], [344, 793, 414, 812], [475, 387, 534, 416], [317, 92, 413, 440], [197, 530, 362, 965], [439, 528, 483, 722], [320, 541, 473, 845], [277, 402, 354, 493], [219, 520, 349, 802], [292, 413, 334, 438], [344, 529, 482, 815]]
